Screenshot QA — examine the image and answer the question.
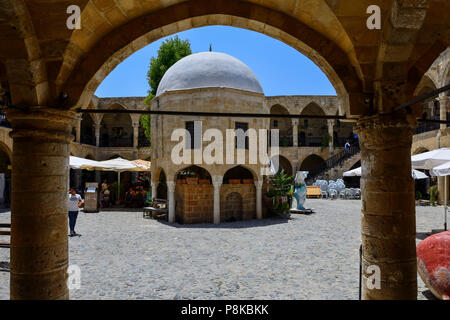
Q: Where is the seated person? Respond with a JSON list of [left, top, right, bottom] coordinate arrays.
[[102, 188, 110, 208]]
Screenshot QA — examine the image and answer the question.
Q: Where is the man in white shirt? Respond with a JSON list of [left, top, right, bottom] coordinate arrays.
[[68, 188, 82, 237]]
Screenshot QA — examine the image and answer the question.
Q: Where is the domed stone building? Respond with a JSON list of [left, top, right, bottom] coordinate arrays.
[[150, 52, 269, 224]]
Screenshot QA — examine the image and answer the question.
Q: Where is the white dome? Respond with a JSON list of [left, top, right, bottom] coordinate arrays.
[[156, 52, 264, 97]]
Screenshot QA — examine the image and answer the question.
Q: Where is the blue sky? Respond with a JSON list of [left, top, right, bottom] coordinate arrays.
[[95, 26, 336, 98]]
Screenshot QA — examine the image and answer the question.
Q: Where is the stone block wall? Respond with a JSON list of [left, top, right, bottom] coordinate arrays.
[[175, 184, 214, 224], [220, 184, 256, 221]]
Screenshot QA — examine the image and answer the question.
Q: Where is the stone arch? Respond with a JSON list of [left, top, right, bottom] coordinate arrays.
[[175, 165, 212, 183], [413, 147, 430, 155], [299, 154, 325, 172], [271, 155, 293, 177], [221, 165, 256, 221], [60, 1, 364, 115], [0, 140, 12, 163], [223, 165, 256, 183]]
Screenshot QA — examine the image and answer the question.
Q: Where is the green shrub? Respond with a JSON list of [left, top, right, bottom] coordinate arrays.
[[429, 185, 438, 206]]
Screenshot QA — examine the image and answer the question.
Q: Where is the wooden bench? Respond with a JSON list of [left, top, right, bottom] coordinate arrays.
[[143, 199, 168, 220], [0, 223, 11, 248], [306, 186, 322, 199]]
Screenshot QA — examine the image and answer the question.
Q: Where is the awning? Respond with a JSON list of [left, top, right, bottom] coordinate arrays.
[[69, 156, 101, 170]]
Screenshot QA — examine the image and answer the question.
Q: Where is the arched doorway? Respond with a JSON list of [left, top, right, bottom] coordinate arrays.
[[271, 155, 293, 177]]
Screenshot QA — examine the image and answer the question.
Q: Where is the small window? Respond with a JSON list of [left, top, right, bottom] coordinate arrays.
[[273, 120, 278, 128], [235, 122, 249, 149], [186, 121, 201, 149]]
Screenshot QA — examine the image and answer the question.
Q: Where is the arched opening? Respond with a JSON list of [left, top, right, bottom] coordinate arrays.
[[174, 165, 213, 224], [157, 169, 167, 200], [223, 165, 254, 183], [100, 104, 133, 147], [271, 155, 293, 177], [221, 166, 256, 221], [413, 147, 430, 155], [300, 154, 326, 172], [80, 113, 95, 146], [270, 105, 292, 147], [299, 102, 327, 147], [176, 165, 212, 183]]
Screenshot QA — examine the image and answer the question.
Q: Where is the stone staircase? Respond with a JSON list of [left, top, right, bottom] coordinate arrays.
[[305, 145, 361, 184], [313, 152, 361, 181]]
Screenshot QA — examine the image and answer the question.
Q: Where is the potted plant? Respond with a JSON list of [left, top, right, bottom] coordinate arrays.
[[229, 178, 241, 184], [199, 179, 210, 184], [264, 169, 293, 218], [243, 179, 254, 184]]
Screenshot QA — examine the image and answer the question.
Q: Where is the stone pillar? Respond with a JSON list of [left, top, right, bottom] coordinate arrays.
[[212, 176, 223, 224], [132, 122, 139, 150], [355, 111, 417, 300], [439, 95, 448, 130], [292, 119, 299, 147], [94, 122, 101, 147], [6, 107, 76, 300], [255, 180, 263, 219], [328, 119, 335, 154], [151, 181, 157, 200], [75, 116, 81, 143], [167, 181, 175, 223]]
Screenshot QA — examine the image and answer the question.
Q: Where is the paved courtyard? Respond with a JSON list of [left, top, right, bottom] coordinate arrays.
[[0, 199, 444, 300]]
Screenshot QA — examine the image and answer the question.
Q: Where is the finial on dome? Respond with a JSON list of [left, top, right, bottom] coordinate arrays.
[[209, 44, 212, 52]]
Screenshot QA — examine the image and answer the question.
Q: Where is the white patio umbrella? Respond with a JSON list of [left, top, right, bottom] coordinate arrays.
[[430, 161, 450, 231], [91, 158, 145, 200], [343, 166, 428, 180], [69, 156, 101, 170], [411, 147, 450, 231]]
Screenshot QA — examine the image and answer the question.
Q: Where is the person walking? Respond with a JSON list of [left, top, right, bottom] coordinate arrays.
[[68, 188, 82, 237], [345, 140, 351, 155]]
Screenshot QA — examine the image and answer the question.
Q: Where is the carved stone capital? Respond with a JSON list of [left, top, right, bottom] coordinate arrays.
[[6, 107, 77, 143], [355, 111, 417, 150]]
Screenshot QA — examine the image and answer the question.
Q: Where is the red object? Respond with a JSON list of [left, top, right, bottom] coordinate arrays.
[[417, 231, 450, 300]]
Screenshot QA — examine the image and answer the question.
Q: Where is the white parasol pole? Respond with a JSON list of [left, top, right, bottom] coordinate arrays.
[[445, 177, 448, 231], [118, 171, 121, 201]]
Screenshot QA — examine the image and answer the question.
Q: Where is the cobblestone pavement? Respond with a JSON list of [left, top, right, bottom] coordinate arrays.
[[0, 200, 445, 300]]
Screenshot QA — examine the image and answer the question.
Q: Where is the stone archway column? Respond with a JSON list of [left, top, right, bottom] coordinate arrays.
[[254, 180, 263, 219], [93, 122, 101, 147], [75, 115, 81, 143], [439, 95, 448, 130], [292, 119, 299, 147], [327, 119, 335, 154], [167, 181, 175, 223], [212, 176, 223, 224], [355, 111, 417, 300], [6, 107, 76, 300]]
